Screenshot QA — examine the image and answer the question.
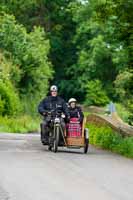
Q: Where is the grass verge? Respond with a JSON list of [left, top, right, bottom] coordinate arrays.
[[87, 123, 133, 158], [0, 115, 40, 133]]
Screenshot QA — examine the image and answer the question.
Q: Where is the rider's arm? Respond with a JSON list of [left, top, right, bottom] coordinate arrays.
[[38, 99, 48, 115]]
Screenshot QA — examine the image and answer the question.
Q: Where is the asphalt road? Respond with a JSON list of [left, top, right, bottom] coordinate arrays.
[[0, 133, 133, 200]]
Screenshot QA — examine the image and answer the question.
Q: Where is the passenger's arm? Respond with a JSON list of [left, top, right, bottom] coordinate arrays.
[[78, 107, 84, 123], [62, 100, 70, 119]]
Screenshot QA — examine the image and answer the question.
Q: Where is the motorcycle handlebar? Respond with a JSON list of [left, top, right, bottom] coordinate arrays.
[[43, 110, 63, 119]]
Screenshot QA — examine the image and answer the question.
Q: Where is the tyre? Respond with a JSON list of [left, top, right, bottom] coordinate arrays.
[[83, 128, 89, 154], [41, 139, 48, 146], [84, 138, 89, 154], [53, 126, 60, 153], [41, 132, 49, 145], [48, 145, 52, 151]]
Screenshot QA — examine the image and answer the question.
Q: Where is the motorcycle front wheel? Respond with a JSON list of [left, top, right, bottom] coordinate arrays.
[[53, 126, 60, 153]]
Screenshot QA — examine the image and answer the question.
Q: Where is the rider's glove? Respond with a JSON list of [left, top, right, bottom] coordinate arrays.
[[42, 112, 47, 116]]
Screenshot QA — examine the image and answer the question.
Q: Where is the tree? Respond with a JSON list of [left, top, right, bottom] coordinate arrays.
[[61, 0, 132, 102], [0, 0, 77, 100], [85, 80, 109, 106], [0, 0, 132, 108], [0, 52, 21, 116], [0, 13, 53, 113]]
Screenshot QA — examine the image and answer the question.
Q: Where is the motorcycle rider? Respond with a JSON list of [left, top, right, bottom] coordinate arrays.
[[38, 85, 70, 145], [68, 98, 84, 123]]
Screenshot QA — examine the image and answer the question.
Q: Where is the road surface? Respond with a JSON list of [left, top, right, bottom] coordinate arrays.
[[0, 133, 133, 200]]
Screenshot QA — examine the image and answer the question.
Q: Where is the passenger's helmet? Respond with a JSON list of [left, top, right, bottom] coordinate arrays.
[[50, 85, 58, 92], [68, 98, 77, 104]]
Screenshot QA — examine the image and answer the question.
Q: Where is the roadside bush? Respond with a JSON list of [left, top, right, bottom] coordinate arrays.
[[127, 101, 133, 126], [0, 13, 53, 114], [115, 70, 133, 125], [87, 123, 133, 158], [115, 137, 133, 158], [0, 52, 22, 116], [0, 115, 40, 133], [115, 103, 130, 123], [85, 80, 109, 106], [0, 81, 21, 116]]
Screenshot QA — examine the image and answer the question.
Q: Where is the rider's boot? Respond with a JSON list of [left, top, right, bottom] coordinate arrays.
[[41, 133, 49, 145], [40, 124, 49, 145]]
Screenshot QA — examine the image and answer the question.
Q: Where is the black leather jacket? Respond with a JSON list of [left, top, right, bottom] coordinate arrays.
[[38, 96, 70, 118], [68, 106, 84, 123]]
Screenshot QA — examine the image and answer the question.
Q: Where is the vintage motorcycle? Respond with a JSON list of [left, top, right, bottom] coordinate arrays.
[[41, 109, 89, 153]]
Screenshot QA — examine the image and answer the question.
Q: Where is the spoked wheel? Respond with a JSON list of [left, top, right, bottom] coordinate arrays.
[[53, 126, 60, 153], [84, 138, 89, 154]]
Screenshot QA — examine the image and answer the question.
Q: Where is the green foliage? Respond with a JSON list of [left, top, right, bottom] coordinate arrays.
[[0, 51, 22, 86], [115, 70, 133, 101], [88, 124, 122, 149], [0, 1, 132, 121], [87, 123, 133, 158], [0, 52, 21, 116], [0, 13, 53, 97], [0, 1, 77, 100], [0, 12, 53, 115], [0, 115, 39, 133], [85, 80, 109, 106], [57, 1, 124, 101], [59, 0, 132, 103], [115, 103, 131, 123], [128, 102, 133, 125], [115, 137, 133, 158], [0, 0, 37, 30], [0, 0, 132, 106], [115, 70, 133, 124], [0, 81, 21, 116]]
